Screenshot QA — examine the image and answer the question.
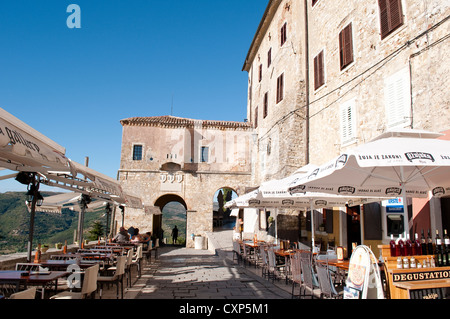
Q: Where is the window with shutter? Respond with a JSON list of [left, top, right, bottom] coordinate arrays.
[[263, 92, 268, 118], [276, 73, 284, 103], [339, 23, 354, 70], [378, 0, 404, 39], [280, 23, 287, 46], [259, 64, 262, 82], [314, 50, 325, 90], [340, 98, 357, 145], [384, 68, 411, 128]]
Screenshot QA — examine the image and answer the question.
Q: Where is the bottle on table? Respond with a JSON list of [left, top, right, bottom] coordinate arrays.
[[390, 234, 397, 257], [443, 229, 450, 266], [435, 229, 443, 267], [421, 229, 427, 255], [427, 229, 434, 255], [413, 233, 422, 255], [396, 234, 405, 256], [405, 234, 413, 256]]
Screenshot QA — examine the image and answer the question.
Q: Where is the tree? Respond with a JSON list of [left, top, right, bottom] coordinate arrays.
[[88, 221, 104, 241]]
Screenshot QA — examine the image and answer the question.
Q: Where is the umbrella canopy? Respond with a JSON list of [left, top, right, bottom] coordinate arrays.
[[287, 130, 450, 237], [0, 107, 69, 174]]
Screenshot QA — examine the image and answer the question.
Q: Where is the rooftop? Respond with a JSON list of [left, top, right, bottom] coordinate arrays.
[[120, 115, 252, 131]]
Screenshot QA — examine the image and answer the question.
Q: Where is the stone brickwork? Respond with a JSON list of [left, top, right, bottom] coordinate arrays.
[[243, 0, 308, 186], [307, 0, 450, 164], [118, 116, 253, 248]]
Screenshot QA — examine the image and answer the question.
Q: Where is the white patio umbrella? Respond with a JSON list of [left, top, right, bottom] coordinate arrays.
[[287, 129, 450, 238]]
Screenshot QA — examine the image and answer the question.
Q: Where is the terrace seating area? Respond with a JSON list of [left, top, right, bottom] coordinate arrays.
[[0, 240, 159, 299], [232, 237, 347, 299]]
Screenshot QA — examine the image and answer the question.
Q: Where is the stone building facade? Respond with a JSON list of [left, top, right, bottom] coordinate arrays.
[[242, 0, 450, 255], [117, 116, 253, 247]]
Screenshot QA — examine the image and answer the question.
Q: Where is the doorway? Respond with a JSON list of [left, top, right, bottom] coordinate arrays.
[[154, 194, 187, 246], [347, 205, 361, 253], [213, 187, 238, 230]]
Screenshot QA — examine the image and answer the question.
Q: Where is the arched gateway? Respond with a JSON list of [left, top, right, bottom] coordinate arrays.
[[117, 116, 253, 248]]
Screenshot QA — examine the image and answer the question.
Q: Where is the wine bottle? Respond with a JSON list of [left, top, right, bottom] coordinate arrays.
[[435, 230, 443, 267], [444, 229, 450, 267], [390, 234, 397, 257], [397, 234, 405, 256], [421, 229, 427, 255], [405, 234, 413, 256], [413, 233, 422, 255], [427, 229, 434, 255]]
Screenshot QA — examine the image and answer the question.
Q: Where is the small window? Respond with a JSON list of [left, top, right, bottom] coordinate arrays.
[[280, 23, 287, 46], [267, 48, 272, 67], [263, 92, 268, 118], [378, 0, 404, 39], [259, 64, 262, 82], [254, 106, 258, 128], [132, 145, 143, 161], [339, 23, 354, 70], [314, 50, 325, 90], [276, 73, 284, 104], [201, 146, 209, 163]]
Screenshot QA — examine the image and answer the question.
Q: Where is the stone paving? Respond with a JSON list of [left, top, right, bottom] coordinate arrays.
[[122, 246, 291, 300], [102, 230, 293, 299]]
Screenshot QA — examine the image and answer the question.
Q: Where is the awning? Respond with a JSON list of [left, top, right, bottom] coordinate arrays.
[[0, 107, 69, 173], [144, 206, 162, 215]]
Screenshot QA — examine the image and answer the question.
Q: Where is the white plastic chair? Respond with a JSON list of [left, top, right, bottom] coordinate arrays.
[[50, 264, 99, 299], [9, 287, 37, 299], [98, 255, 126, 299]]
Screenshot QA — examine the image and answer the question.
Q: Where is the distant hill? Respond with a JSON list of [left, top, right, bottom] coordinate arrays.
[[0, 192, 105, 255], [161, 202, 186, 245]]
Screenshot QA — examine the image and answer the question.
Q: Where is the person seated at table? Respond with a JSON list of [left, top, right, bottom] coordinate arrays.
[[113, 227, 130, 243], [131, 228, 142, 243]]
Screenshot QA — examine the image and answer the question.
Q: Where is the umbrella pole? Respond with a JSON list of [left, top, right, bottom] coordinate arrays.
[[401, 183, 409, 239], [310, 200, 315, 251], [26, 183, 39, 263]]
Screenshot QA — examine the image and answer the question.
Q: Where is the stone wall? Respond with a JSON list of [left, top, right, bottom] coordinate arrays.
[[118, 116, 254, 248]]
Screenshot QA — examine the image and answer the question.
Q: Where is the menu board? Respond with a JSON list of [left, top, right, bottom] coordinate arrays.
[[344, 245, 384, 299]]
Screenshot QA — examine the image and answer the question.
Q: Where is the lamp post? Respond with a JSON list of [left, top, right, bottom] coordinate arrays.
[[24, 175, 44, 262]]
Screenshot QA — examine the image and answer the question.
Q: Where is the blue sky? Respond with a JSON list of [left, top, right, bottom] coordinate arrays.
[[0, 0, 267, 192]]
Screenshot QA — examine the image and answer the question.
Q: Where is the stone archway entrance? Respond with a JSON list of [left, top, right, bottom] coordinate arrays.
[[155, 194, 187, 246], [213, 187, 238, 230]]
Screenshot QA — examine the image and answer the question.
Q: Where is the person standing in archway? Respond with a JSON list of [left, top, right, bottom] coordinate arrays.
[[171, 225, 179, 245]]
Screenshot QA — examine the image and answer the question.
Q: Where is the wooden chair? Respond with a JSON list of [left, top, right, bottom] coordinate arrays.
[[97, 256, 126, 299], [131, 245, 143, 278], [9, 287, 37, 299], [50, 264, 99, 299]]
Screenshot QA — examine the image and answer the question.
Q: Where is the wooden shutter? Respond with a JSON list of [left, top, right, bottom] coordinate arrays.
[[340, 99, 356, 144], [314, 51, 325, 90], [339, 23, 353, 70], [263, 92, 268, 118], [379, 0, 404, 39], [277, 74, 284, 103]]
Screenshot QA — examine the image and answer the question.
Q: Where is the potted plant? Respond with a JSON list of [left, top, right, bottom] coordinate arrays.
[[55, 243, 63, 249], [41, 244, 49, 253]]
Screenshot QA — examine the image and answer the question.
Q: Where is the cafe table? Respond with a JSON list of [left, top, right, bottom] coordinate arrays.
[[0, 270, 69, 299], [40, 259, 102, 271]]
